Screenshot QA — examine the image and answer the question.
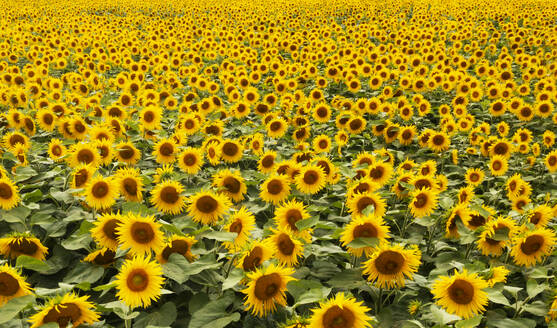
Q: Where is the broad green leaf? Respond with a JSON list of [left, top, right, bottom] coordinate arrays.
[[347, 237, 378, 249], [16, 255, 50, 272], [64, 262, 104, 285], [295, 216, 319, 230], [455, 315, 482, 328], [491, 227, 510, 241], [526, 279, 547, 298], [188, 293, 240, 328], [222, 268, 244, 290], [0, 295, 35, 324], [492, 318, 537, 328], [428, 305, 460, 325], [486, 288, 510, 306], [201, 231, 236, 242]]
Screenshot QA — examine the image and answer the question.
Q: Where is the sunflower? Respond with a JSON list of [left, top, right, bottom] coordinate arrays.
[[428, 131, 450, 152], [312, 135, 331, 154], [177, 147, 204, 174], [258, 151, 277, 174], [139, 105, 162, 130], [347, 178, 380, 199], [308, 292, 372, 328], [545, 150, 557, 172], [295, 165, 326, 195], [273, 199, 312, 242], [242, 263, 295, 317], [237, 240, 274, 272], [267, 228, 304, 267], [150, 180, 186, 215], [444, 205, 471, 239], [83, 247, 116, 266], [510, 228, 555, 267], [220, 139, 244, 163], [485, 266, 509, 287], [457, 186, 475, 204], [117, 213, 165, 256], [362, 243, 421, 289], [157, 235, 197, 264], [410, 174, 437, 191], [465, 206, 495, 230], [152, 138, 178, 164], [36, 109, 57, 131], [3, 131, 30, 153], [115, 167, 144, 202], [527, 205, 553, 228], [260, 174, 291, 204], [213, 169, 247, 202], [465, 168, 484, 186], [367, 162, 393, 186], [511, 196, 530, 213], [476, 216, 517, 256], [187, 191, 231, 225], [0, 177, 20, 210], [47, 139, 66, 162], [266, 117, 288, 138], [340, 216, 390, 257], [94, 139, 114, 166], [489, 155, 508, 176], [91, 212, 123, 250], [222, 206, 255, 251], [0, 264, 32, 305], [84, 175, 119, 210], [0, 233, 49, 261], [116, 141, 141, 165], [29, 293, 100, 328], [347, 192, 386, 220], [409, 188, 438, 218], [68, 142, 100, 168], [115, 256, 164, 309], [431, 269, 489, 319]]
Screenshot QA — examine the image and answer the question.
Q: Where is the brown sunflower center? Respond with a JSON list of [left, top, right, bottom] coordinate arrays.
[[9, 134, 25, 147], [414, 179, 432, 190], [229, 220, 243, 234], [261, 155, 274, 168], [318, 140, 328, 149], [303, 170, 319, 185], [349, 119, 362, 131], [196, 195, 218, 213], [492, 161, 502, 170], [493, 143, 508, 155], [469, 173, 480, 182], [159, 143, 174, 156], [102, 219, 119, 240], [143, 111, 155, 122], [9, 239, 38, 255], [322, 305, 355, 328], [286, 209, 302, 231], [375, 250, 404, 275], [267, 179, 284, 195], [353, 222, 378, 238], [468, 214, 486, 228], [160, 186, 179, 204], [448, 279, 474, 304], [530, 212, 541, 225], [119, 146, 135, 159], [223, 177, 241, 193], [0, 183, 14, 199], [77, 149, 95, 164], [520, 235, 543, 255], [92, 181, 109, 198], [356, 196, 376, 214], [269, 121, 282, 132], [123, 178, 138, 196], [242, 246, 263, 272], [369, 167, 384, 179], [162, 239, 190, 260], [414, 193, 428, 208], [43, 303, 82, 328], [277, 233, 295, 256], [52, 145, 62, 156], [549, 156, 557, 166], [74, 121, 86, 133], [131, 222, 155, 244], [254, 273, 281, 301], [222, 142, 239, 156], [127, 269, 149, 292], [93, 249, 116, 265], [43, 113, 54, 125], [0, 272, 20, 296], [184, 154, 197, 166]]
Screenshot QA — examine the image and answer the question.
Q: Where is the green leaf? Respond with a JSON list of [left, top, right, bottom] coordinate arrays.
[[163, 254, 221, 284], [16, 255, 50, 272], [455, 315, 482, 328], [428, 304, 460, 325], [522, 301, 548, 316], [293, 286, 331, 308], [295, 216, 319, 231], [347, 237, 378, 249], [486, 288, 510, 306], [64, 262, 104, 285], [491, 227, 510, 241], [135, 302, 177, 328], [222, 268, 243, 290], [492, 318, 537, 328], [188, 293, 240, 328], [526, 279, 547, 298], [362, 204, 375, 216], [61, 233, 92, 250], [0, 295, 35, 324], [14, 166, 38, 182], [200, 231, 236, 242]]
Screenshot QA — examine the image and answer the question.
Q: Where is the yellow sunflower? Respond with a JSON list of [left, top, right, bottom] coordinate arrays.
[[260, 174, 291, 204], [152, 138, 178, 164], [177, 147, 204, 174], [83, 247, 116, 266], [465, 168, 484, 186], [91, 212, 123, 250], [68, 142, 100, 168], [187, 191, 231, 225], [273, 199, 312, 242], [157, 235, 197, 264], [0, 234, 48, 261], [116, 213, 165, 256], [237, 240, 274, 272], [115, 167, 144, 202], [242, 263, 296, 317], [29, 293, 100, 328], [267, 228, 304, 267], [367, 162, 393, 187], [409, 188, 438, 218], [212, 169, 247, 202], [527, 205, 553, 228], [47, 139, 67, 162], [340, 216, 390, 257], [295, 165, 326, 195], [0, 177, 20, 210], [139, 105, 162, 130], [428, 131, 451, 152], [222, 206, 255, 251], [308, 292, 372, 328], [84, 175, 119, 210], [115, 141, 141, 165], [362, 243, 421, 289], [150, 180, 186, 215], [510, 228, 555, 267], [545, 150, 557, 172], [476, 216, 517, 256], [220, 139, 244, 163], [0, 264, 33, 305], [115, 256, 165, 308], [489, 155, 508, 176], [347, 192, 386, 219], [258, 151, 277, 174], [485, 266, 510, 287], [431, 269, 489, 319]]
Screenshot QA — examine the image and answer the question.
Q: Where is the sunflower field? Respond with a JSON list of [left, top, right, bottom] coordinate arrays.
[[0, 0, 556, 327]]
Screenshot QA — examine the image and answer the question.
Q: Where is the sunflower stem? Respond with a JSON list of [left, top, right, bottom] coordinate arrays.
[[464, 243, 473, 261], [376, 288, 383, 313], [125, 318, 131, 328]]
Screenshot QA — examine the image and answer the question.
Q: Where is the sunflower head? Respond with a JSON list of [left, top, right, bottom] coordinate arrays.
[[0, 264, 33, 305], [158, 235, 197, 264], [84, 175, 119, 210], [308, 292, 372, 328], [150, 179, 186, 215], [29, 293, 100, 328], [116, 213, 165, 256], [362, 243, 421, 289], [0, 233, 48, 260], [115, 256, 165, 309], [0, 177, 20, 210]]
